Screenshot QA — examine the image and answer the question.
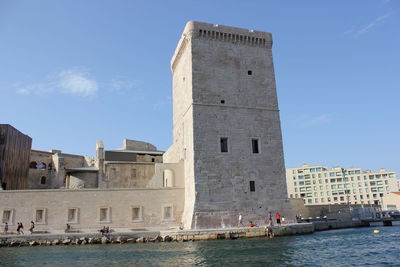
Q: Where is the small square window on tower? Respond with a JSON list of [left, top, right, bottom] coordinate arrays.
[[248, 70, 252, 75], [220, 137, 228, 153], [252, 139, 259, 154]]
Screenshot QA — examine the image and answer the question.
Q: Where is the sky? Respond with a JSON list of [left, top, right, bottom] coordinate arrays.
[[0, 0, 399, 174]]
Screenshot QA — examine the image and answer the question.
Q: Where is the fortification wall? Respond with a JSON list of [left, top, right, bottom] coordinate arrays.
[[0, 188, 184, 232]]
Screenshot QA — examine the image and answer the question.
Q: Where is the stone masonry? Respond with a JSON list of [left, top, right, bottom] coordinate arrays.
[[164, 21, 294, 229]]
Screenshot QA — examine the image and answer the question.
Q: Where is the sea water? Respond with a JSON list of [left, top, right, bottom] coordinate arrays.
[[1, 226, 400, 266]]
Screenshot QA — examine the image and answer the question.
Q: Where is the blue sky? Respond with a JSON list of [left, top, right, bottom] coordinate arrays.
[[1, 0, 399, 174]]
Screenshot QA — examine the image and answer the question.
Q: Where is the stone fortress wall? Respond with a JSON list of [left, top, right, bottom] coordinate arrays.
[[166, 21, 293, 229], [0, 188, 184, 232]]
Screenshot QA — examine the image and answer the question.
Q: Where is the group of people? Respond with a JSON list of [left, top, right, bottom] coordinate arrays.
[[3, 221, 35, 235], [238, 212, 286, 227], [99, 226, 110, 235]]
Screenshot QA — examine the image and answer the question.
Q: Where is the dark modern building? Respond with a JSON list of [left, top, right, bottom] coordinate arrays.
[[0, 124, 32, 190]]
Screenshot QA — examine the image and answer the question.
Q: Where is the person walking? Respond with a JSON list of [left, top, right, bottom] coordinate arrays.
[[20, 222, 24, 234], [268, 212, 273, 226], [29, 221, 35, 234], [3, 222, 8, 234], [17, 223, 21, 234], [238, 213, 244, 227], [275, 212, 281, 225]]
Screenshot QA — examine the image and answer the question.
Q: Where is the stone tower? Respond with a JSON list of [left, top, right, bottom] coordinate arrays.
[[164, 21, 293, 229]]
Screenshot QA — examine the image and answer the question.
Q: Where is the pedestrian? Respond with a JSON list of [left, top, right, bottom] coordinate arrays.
[[65, 223, 71, 233], [238, 213, 244, 227], [268, 212, 273, 226], [247, 221, 256, 227], [3, 222, 8, 234], [17, 222, 21, 234], [281, 216, 285, 224], [275, 212, 281, 225], [20, 222, 24, 234], [29, 221, 35, 234]]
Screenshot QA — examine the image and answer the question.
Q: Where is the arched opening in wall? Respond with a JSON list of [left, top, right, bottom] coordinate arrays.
[[30, 161, 37, 169], [37, 162, 46, 169], [1, 182, 6, 190], [40, 176, 46, 185], [163, 169, 174, 188]]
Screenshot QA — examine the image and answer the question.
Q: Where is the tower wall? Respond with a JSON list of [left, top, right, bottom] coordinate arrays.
[[168, 21, 293, 229]]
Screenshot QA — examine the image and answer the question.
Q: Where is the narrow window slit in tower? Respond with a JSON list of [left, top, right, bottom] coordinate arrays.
[[220, 137, 228, 153], [250, 181, 256, 192], [248, 70, 252, 75]]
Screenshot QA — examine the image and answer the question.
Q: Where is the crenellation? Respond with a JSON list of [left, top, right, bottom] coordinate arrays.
[[197, 28, 270, 48]]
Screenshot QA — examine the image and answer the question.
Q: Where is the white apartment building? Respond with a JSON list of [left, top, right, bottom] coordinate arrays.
[[286, 164, 398, 206]]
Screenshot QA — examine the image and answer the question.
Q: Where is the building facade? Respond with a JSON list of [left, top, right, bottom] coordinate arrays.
[[0, 124, 32, 190], [164, 21, 293, 229], [382, 192, 400, 210], [286, 164, 398, 206]]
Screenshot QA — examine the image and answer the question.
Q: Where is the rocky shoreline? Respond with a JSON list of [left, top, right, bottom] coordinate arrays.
[[2, 220, 375, 248], [0, 223, 317, 248]]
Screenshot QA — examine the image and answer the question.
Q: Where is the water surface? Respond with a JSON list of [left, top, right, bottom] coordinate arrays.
[[1, 226, 400, 266]]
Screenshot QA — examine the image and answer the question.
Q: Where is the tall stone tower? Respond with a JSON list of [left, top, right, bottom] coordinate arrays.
[[164, 21, 293, 229]]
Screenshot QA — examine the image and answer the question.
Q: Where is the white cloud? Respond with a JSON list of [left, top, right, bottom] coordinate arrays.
[[58, 69, 98, 96], [14, 68, 137, 98], [300, 113, 334, 127], [348, 11, 395, 38]]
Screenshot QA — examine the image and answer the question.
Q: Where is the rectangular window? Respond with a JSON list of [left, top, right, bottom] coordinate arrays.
[[132, 206, 143, 221], [2, 209, 13, 224], [67, 208, 79, 223], [249, 181, 255, 192], [251, 139, 259, 154], [220, 137, 228, 153], [34, 209, 46, 224], [163, 206, 173, 220], [99, 207, 111, 223]]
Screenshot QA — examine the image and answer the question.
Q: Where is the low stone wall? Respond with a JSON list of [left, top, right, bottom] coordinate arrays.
[[312, 220, 370, 231], [0, 220, 378, 248], [0, 223, 314, 247]]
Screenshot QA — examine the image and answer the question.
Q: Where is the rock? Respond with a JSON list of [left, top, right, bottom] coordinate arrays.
[[62, 239, 71, 245], [87, 238, 93, 244], [163, 236, 174, 242], [52, 239, 60, 245], [149, 235, 163, 242], [126, 238, 136, 243], [101, 236, 109, 244], [136, 237, 146, 243], [81, 240, 87, 245], [112, 236, 126, 244], [29, 241, 39, 246], [79, 237, 87, 242], [9, 240, 20, 247], [45, 240, 52, 246]]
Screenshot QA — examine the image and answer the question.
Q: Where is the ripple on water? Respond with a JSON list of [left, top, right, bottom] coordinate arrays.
[[1, 227, 400, 266]]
